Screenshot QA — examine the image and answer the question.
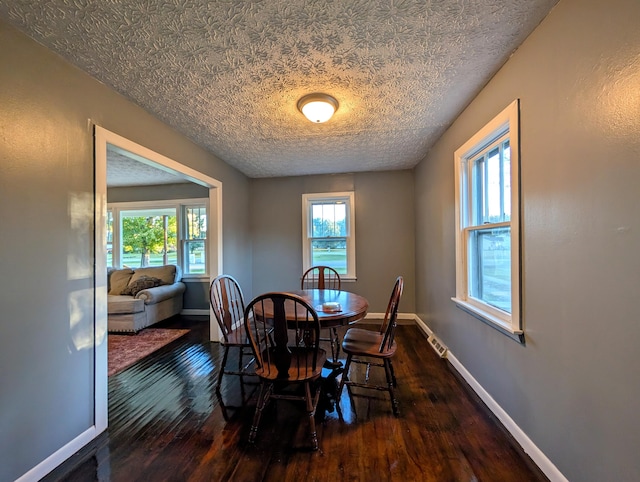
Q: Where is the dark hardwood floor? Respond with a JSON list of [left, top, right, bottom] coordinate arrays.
[[44, 316, 548, 481]]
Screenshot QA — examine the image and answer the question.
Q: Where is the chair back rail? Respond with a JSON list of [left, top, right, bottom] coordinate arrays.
[[245, 292, 322, 378], [379, 276, 404, 353], [210, 274, 245, 341], [301, 265, 342, 290]]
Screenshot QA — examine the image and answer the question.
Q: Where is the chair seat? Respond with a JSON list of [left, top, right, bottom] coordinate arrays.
[[342, 327, 397, 358], [256, 347, 327, 381]]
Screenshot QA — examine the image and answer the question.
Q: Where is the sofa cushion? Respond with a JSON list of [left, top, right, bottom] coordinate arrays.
[[108, 295, 145, 314], [129, 265, 177, 285], [121, 276, 164, 296], [109, 268, 135, 295]]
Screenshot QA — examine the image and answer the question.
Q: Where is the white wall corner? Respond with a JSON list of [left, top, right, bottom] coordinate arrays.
[[414, 315, 433, 337]]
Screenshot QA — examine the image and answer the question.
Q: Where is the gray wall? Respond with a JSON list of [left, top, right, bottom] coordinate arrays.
[[108, 182, 212, 311], [414, 0, 640, 480], [0, 20, 250, 481], [250, 171, 415, 313], [107, 182, 210, 202]]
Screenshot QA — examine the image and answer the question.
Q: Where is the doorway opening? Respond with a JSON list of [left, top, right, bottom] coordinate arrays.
[[93, 126, 223, 433]]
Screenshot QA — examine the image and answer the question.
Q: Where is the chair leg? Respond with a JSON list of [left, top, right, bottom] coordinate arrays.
[[388, 358, 397, 387], [216, 345, 230, 396], [332, 327, 341, 361], [383, 359, 399, 416], [323, 327, 341, 366], [238, 345, 246, 403], [305, 381, 320, 451], [249, 381, 271, 444], [214, 345, 230, 420], [337, 353, 354, 417], [338, 353, 352, 399]]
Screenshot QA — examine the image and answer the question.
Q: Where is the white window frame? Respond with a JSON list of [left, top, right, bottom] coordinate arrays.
[[302, 191, 356, 281], [107, 198, 209, 280], [452, 100, 522, 338], [181, 203, 208, 277]]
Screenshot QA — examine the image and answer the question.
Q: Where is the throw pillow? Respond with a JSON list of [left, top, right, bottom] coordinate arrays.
[[108, 268, 135, 295], [120, 276, 164, 296]]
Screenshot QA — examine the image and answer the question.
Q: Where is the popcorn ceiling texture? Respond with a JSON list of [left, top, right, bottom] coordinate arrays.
[[0, 0, 557, 178]]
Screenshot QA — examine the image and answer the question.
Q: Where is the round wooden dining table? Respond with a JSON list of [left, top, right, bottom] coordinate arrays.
[[286, 289, 368, 370], [287, 289, 369, 328], [251, 289, 368, 368]]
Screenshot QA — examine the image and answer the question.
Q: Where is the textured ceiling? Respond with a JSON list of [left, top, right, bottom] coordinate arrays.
[[107, 145, 189, 187], [1, 0, 558, 179]]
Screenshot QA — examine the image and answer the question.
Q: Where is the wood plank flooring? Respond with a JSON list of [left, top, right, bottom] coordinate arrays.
[[44, 316, 548, 482]]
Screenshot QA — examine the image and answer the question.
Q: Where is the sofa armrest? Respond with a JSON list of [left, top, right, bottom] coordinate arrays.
[[136, 282, 186, 304]]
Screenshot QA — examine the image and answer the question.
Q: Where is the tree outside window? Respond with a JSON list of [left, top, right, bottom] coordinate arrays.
[[108, 200, 208, 276], [121, 209, 177, 268]]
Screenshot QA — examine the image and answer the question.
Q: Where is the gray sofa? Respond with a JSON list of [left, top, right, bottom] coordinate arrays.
[[107, 264, 186, 333]]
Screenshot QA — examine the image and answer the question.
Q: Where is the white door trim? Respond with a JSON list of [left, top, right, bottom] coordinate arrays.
[[93, 125, 223, 435]]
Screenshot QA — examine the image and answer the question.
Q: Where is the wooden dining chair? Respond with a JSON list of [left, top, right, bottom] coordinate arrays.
[[209, 274, 256, 418], [301, 265, 341, 290], [338, 276, 404, 416], [301, 265, 342, 363], [244, 292, 327, 451]]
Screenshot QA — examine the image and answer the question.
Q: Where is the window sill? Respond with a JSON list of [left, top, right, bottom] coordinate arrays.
[[451, 297, 524, 344], [182, 275, 209, 282]]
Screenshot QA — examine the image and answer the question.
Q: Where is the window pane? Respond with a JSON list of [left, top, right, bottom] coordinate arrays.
[[184, 240, 205, 274], [183, 205, 206, 275], [470, 139, 511, 226], [468, 227, 511, 312], [486, 147, 502, 222], [120, 209, 177, 268], [186, 206, 207, 240], [311, 238, 347, 274], [311, 202, 346, 237], [503, 141, 511, 219], [470, 156, 484, 226]]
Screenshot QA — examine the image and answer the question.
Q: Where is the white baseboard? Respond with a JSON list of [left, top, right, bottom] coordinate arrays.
[[414, 316, 568, 482], [413, 315, 433, 336], [363, 312, 416, 324], [180, 309, 209, 316], [16, 426, 101, 482]]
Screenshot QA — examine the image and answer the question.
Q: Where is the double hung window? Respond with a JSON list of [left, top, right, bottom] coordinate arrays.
[[302, 192, 356, 280], [453, 100, 522, 337], [183, 205, 207, 275], [107, 199, 207, 277]]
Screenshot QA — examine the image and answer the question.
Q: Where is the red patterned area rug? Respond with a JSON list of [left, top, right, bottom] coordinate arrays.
[[108, 328, 190, 377]]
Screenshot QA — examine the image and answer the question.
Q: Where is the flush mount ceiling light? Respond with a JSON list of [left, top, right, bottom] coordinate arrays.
[[297, 93, 339, 123]]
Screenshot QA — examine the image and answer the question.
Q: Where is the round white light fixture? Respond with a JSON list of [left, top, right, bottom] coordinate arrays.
[[297, 93, 339, 123]]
